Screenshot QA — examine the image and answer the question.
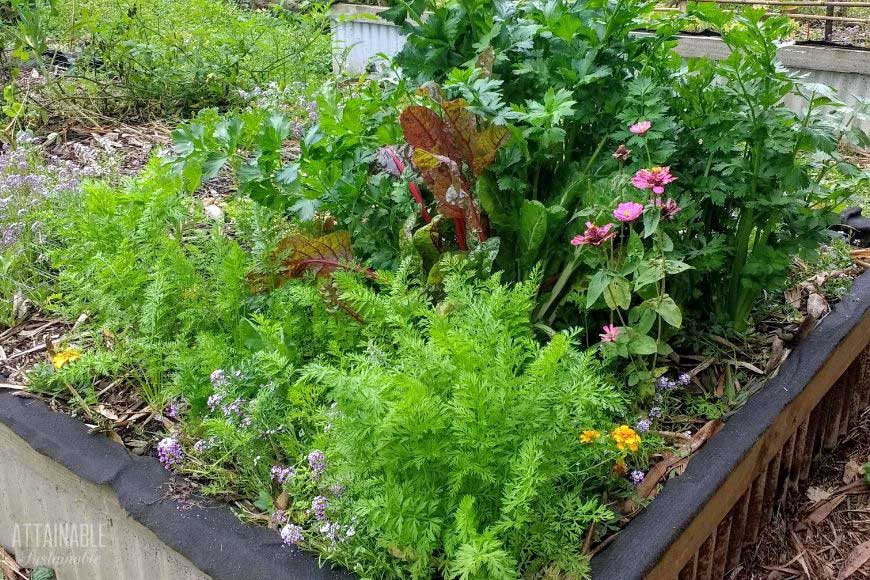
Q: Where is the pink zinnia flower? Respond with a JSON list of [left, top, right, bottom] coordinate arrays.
[[613, 202, 644, 222], [612, 144, 631, 162], [629, 120, 652, 135], [655, 197, 681, 219], [571, 222, 616, 247], [632, 166, 677, 195], [600, 324, 620, 342]]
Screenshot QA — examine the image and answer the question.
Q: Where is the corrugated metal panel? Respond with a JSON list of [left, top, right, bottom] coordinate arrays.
[[330, 9, 869, 132], [332, 18, 403, 75]]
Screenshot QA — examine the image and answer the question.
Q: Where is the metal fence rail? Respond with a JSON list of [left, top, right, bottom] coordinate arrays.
[[657, 0, 870, 42]]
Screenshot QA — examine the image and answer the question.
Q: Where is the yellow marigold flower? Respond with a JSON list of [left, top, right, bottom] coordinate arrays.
[[611, 425, 641, 453], [580, 429, 601, 444], [51, 348, 81, 369]]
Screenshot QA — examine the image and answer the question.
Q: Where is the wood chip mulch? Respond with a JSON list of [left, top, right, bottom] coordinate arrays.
[[0, 310, 167, 456], [733, 410, 870, 579]]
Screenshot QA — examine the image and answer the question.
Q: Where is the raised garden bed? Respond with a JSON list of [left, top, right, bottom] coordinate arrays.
[[1, 272, 868, 579]]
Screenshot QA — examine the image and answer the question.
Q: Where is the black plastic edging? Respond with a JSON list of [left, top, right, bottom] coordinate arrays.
[[591, 269, 870, 579], [0, 391, 353, 580]]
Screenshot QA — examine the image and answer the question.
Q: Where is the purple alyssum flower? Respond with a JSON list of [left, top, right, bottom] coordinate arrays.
[[271, 510, 288, 526], [308, 450, 327, 479], [649, 406, 663, 419], [280, 523, 304, 546], [320, 521, 341, 543], [156, 436, 184, 469], [630, 470, 645, 485], [207, 393, 223, 412], [210, 369, 228, 388], [311, 496, 329, 521], [165, 400, 183, 420], [635, 419, 652, 433], [271, 465, 295, 484]]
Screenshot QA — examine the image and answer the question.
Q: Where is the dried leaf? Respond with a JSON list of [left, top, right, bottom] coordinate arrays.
[[807, 292, 829, 319], [476, 46, 495, 76], [95, 404, 120, 421], [102, 329, 116, 350], [471, 125, 510, 175], [784, 286, 803, 309], [764, 336, 786, 374], [635, 420, 724, 499], [806, 486, 832, 503], [805, 494, 845, 525], [837, 540, 870, 579], [843, 460, 863, 484], [400, 106, 455, 158], [276, 491, 289, 511], [730, 360, 764, 374]]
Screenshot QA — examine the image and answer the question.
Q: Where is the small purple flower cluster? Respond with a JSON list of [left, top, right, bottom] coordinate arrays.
[[656, 372, 691, 391], [271, 465, 295, 484], [307, 450, 327, 480], [165, 399, 187, 420], [209, 369, 228, 388], [156, 436, 184, 469], [630, 470, 645, 485], [311, 496, 329, 521], [207, 393, 223, 412], [0, 140, 112, 249], [221, 397, 246, 419], [635, 418, 652, 433], [280, 523, 304, 546], [300, 98, 319, 123]]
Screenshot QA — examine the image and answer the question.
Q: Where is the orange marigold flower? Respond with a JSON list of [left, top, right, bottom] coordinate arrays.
[[611, 425, 641, 453], [580, 429, 601, 444]]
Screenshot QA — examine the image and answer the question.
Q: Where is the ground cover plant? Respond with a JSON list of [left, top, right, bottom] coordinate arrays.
[[0, 0, 332, 124], [0, 0, 869, 578]]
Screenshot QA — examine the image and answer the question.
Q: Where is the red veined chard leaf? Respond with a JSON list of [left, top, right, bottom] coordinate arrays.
[[441, 99, 478, 168], [248, 232, 374, 292], [400, 105, 456, 159], [471, 125, 511, 175], [411, 150, 467, 220]]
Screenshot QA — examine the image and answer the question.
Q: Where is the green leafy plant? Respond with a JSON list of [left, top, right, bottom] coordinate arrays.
[[171, 76, 420, 269], [384, 0, 868, 340], [300, 259, 639, 579], [4, 0, 332, 119]]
